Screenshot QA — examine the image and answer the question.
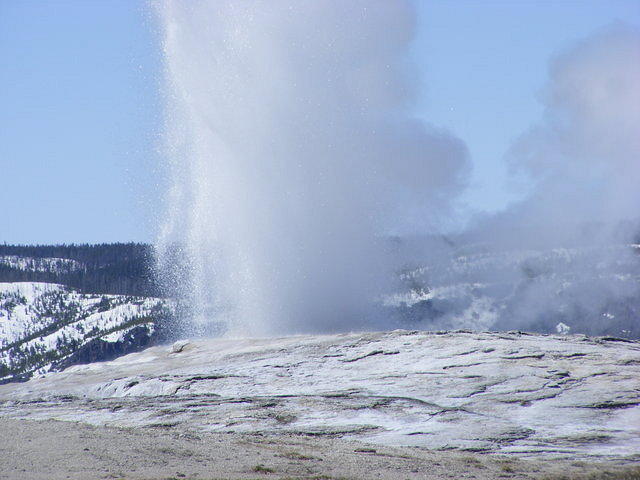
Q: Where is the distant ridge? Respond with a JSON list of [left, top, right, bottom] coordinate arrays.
[[0, 243, 160, 297]]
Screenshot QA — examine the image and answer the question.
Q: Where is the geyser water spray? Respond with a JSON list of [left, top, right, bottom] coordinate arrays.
[[154, 0, 469, 336]]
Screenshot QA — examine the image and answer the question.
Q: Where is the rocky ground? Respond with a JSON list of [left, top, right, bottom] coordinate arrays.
[[0, 330, 639, 479]]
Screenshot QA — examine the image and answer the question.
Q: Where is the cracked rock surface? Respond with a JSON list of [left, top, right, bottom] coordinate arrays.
[[1, 330, 638, 461]]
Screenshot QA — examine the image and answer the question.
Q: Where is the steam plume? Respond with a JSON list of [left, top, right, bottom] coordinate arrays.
[[446, 25, 640, 335]]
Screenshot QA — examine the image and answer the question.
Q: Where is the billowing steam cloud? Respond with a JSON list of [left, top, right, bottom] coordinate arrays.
[[414, 25, 640, 336], [491, 25, 640, 334], [476, 24, 640, 248], [155, 0, 469, 335]]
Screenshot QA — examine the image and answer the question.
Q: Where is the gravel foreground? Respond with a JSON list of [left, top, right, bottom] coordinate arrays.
[[1, 417, 639, 480]]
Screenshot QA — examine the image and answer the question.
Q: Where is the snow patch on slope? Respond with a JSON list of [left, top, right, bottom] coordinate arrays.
[[0, 256, 83, 274], [0, 282, 173, 381]]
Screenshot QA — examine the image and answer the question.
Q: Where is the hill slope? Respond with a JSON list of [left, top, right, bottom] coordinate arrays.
[[0, 282, 174, 383], [0, 243, 176, 383]]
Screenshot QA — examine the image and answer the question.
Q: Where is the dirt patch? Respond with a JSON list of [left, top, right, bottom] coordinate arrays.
[[0, 418, 637, 480]]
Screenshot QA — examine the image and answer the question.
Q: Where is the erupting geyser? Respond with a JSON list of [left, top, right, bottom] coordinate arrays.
[[155, 1, 639, 338], [155, 0, 468, 335]]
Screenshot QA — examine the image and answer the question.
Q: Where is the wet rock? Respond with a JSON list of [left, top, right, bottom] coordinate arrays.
[[170, 340, 190, 354]]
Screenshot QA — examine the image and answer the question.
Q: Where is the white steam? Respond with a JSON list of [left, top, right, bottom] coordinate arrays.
[[442, 25, 640, 335]]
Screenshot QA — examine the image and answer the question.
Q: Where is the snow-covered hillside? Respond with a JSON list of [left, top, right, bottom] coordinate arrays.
[[0, 282, 174, 382]]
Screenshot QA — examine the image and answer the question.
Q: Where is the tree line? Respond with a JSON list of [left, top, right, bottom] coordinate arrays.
[[0, 243, 161, 297]]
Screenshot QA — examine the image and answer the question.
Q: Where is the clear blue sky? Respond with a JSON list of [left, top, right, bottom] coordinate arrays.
[[412, 0, 640, 214], [1, 1, 639, 244], [0, 1, 162, 244]]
